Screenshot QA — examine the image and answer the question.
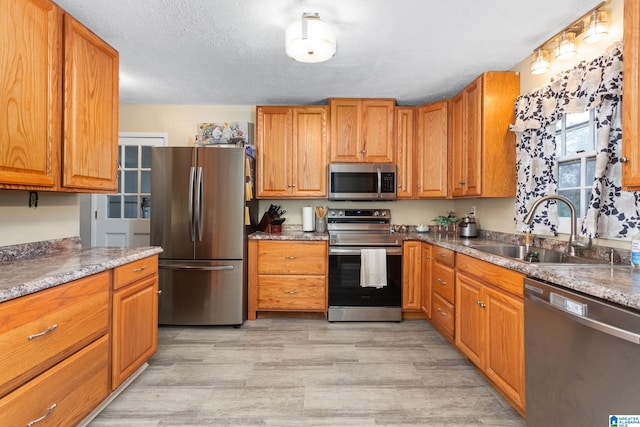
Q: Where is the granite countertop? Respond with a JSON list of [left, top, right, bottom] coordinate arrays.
[[0, 240, 163, 303], [249, 230, 329, 241]]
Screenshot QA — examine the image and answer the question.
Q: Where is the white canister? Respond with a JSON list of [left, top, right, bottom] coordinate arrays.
[[302, 206, 315, 231]]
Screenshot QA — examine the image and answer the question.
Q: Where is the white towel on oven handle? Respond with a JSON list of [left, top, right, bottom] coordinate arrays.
[[360, 248, 387, 289]]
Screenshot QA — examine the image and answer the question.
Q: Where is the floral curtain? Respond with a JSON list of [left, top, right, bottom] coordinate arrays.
[[510, 42, 640, 238]]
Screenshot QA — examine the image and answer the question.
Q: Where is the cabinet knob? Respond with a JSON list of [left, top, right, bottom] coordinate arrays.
[[157, 289, 163, 295], [416, 184, 421, 188], [620, 157, 629, 163]]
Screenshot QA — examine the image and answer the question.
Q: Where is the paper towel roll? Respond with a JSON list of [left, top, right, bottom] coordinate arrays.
[[302, 207, 315, 231]]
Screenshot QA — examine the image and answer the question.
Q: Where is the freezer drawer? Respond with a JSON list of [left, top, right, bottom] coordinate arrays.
[[158, 259, 245, 326]]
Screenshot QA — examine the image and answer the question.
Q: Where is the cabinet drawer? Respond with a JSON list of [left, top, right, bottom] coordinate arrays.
[[0, 272, 109, 398], [432, 292, 455, 340], [457, 254, 525, 297], [0, 335, 109, 426], [113, 255, 158, 290], [432, 262, 455, 304], [257, 241, 327, 275], [257, 275, 326, 310], [433, 247, 455, 267]]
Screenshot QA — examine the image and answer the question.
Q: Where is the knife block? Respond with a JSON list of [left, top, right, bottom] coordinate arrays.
[[258, 211, 282, 233]]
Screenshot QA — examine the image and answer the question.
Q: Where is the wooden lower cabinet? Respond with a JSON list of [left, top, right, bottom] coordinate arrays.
[[455, 254, 526, 415], [430, 247, 455, 343], [248, 240, 328, 319], [402, 241, 433, 316], [111, 256, 159, 389]]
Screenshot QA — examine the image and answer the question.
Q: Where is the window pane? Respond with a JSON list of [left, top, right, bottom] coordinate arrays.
[[555, 134, 562, 156], [141, 171, 151, 193], [124, 196, 138, 218], [141, 146, 152, 168], [558, 189, 581, 217], [565, 111, 590, 127], [586, 157, 596, 182], [141, 196, 151, 219], [565, 125, 590, 153], [124, 171, 138, 193], [558, 160, 581, 188], [124, 146, 138, 168], [107, 196, 121, 218], [117, 170, 122, 193]]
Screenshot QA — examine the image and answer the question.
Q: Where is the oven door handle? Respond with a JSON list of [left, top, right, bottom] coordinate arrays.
[[329, 247, 402, 256]]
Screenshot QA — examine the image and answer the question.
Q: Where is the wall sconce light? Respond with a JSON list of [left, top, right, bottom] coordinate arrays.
[[529, 2, 609, 74], [285, 12, 336, 63]]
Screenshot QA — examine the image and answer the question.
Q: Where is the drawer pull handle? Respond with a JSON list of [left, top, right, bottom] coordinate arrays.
[[438, 253, 448, 257], [285, 256, 297, 260], [284, 291, 297, 295], [133, 265, 148, 273], [28, 324, 58, 341], [437, 278, 447, 286], [476, 300, 486, 308], [27, 403, 57, 426], [437, 308, 447, 316]]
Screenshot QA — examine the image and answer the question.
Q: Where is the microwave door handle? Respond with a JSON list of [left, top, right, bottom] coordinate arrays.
[[377, 167, 382, 199]]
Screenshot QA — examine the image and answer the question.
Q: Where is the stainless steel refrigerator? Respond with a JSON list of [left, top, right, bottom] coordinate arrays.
[[151, 146, 257, 326]]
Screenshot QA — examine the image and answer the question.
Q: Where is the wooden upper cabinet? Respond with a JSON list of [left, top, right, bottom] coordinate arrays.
[[415, 100, 448, 198], [256, 106, 328, 198], [449, 71, 519, 198], [395, 107, 415, 199], [0, 0, 62, 188], [330, 98, 394, 163], [622, 0, 640, 190], [0, 0, 119, 192], [62, 14, 119, 192]]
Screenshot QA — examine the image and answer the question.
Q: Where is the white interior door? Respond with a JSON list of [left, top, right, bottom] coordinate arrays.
[[91, 133, 168, 247]]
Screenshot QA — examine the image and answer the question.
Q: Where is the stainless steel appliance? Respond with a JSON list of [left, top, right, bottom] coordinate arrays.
[[327, 208, 402, 321], [459, 215, 477, 238], [151, 146, 257, 326], [328, 163, 397, 201], [524, 277, 640, 426]]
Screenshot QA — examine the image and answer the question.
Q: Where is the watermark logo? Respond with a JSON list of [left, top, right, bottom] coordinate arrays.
[[610, 415, 640, 427]]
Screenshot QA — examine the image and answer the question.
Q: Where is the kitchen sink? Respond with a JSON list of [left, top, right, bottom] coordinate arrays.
[[467, 243, 609, 265]]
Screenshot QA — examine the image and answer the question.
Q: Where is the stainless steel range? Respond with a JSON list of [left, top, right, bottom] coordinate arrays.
[[327, 208, 402, 322]]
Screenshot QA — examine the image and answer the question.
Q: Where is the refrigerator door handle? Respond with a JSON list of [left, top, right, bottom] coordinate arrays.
[[195, 166, 204, 241], [188, 166, 196, 241], [159, 263, 234, 271]]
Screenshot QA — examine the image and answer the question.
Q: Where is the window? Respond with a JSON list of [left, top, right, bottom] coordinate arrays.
[[555, 110, 596, 233]]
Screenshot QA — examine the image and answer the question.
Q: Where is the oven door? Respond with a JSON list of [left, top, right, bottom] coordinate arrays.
[[328, 246, 402, 307]]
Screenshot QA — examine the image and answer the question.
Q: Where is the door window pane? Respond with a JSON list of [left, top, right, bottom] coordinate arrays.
[[124, 196, 138, 218], [141, 196, 151, 218], [141, 146, 152, 168], [124, 171, 138, 194], [124, 146, 138, 168], [107, 196, 121, 218], [141, 171, 151, 193]]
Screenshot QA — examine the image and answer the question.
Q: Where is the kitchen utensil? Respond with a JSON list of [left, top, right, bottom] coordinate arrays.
[[459, 215, 477, 238]]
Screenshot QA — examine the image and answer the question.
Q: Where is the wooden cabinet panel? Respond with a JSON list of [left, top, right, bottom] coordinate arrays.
[[622, 0, 640, 190], [257, 240, 327, 275], [256, 106, 327, 198], [455, 272, 483, 367], [402, 241, 422, 311], [112, 274, 158, 389], [0, 335, 109, 427], [432, 262, 455, 304], [256, 276, 326, 310], [113, 255, 158, 290], [0, 271, 109, 398], [416, 100, 449, 198], [62, 13, 119, 191], [431, 292, 454, 342], [432, 247, 455, 267], [456, 254, 523, 297], [420, 243, 433, 318], [395, 107, 415, 199], [0, 0, 62, 188], [330, 98, 394, 163]]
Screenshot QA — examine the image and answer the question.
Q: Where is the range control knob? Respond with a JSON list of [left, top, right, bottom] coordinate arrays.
[[328, 210, 336, 217], [381, 210, 388, 216], [373, 210, 380, 216]]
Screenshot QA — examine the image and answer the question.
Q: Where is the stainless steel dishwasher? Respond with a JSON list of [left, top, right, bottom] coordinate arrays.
[[524, 277, 640, 427]]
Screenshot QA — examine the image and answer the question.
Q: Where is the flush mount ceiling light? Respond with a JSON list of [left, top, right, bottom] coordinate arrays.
[[285, 12, 336, 63], [530, 48, 550, 75]]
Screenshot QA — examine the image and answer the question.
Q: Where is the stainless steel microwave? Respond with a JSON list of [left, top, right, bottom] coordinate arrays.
[[328, 163, 397, 201]]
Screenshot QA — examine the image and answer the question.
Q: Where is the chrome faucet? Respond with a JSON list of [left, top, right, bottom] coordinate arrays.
[[523, 194, 592, 256]]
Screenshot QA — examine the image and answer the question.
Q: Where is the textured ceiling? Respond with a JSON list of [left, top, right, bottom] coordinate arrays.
[[54, 0, 603, 105]]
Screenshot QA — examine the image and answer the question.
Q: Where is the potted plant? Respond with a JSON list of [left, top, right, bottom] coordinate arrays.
[[433, 211, 460, 233]]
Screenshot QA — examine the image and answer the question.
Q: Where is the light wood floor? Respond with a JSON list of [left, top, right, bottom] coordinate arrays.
[[89, 318, 527, 426]]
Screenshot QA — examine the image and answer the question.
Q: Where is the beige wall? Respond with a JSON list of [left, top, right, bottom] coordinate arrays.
[[0, 0, 625, 246]]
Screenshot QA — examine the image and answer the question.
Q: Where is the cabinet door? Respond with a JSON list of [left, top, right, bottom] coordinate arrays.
[[483, 285, 525, 411], [416, 100, 448, 198], [112, 274, 158, 389], [330, 99, 362, 162], [395, 107, 415, 199], [449, 91, 465, 197], [420, 243, 432, 318], [454, 272, 483, 368], [0, 0, 62, 189], [622, 0, 640, 190], [292, 107, 328, 197], [256, 106, 293, 198], [362, 99, 394, 163], [401, 241, 421, 311], [463, 79, 482, 196], [62, 14, 118, 191]]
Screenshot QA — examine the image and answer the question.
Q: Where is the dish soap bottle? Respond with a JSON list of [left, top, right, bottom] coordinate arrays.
[[632, 230, 640, 269]]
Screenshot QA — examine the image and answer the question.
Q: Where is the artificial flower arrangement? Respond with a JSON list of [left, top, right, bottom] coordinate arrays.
[[433, 211, 460, 227]]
